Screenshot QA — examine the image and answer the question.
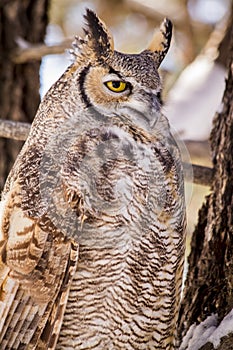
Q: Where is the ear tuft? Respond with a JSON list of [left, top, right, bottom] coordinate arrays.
[[83, 8, 114, 56], [147, 18, 173, 67]]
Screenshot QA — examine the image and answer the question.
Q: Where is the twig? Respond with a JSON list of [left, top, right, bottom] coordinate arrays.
[[125, 0, 186, 24], [12, 39, 72, 64], [0, 119, 213, 187]]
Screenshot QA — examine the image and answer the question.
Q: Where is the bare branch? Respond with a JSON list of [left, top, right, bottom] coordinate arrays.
[[125, 0, 211, 30], [125, 0, 186, 25], [183, 163, 213, 187], [0, 119, 213, 187], [12, 39, 72, 63], [0, 119, 31, 140]]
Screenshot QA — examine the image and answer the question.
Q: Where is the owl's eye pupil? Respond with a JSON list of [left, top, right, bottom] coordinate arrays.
[[112, 81, 121, 89]]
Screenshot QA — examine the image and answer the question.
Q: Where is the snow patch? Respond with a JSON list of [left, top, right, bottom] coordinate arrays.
[[180, 314, 218, 350], [209, 309, 233, 347], [180, 309, 233, 349]]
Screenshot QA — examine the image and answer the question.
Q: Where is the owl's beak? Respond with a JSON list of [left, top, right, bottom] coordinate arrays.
[[151, 93, 161, 112]]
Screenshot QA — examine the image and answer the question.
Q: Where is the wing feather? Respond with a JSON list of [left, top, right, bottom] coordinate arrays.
[[0, 181, 79, 349], [40, 241, 79, 350]]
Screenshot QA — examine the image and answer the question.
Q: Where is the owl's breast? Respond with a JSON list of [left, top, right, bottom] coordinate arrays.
[[60, 125, 170, 234], [55, 125, 185, 349]]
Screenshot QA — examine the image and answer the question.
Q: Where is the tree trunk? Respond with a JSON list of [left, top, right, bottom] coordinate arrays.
[[0, 0, 49, 192], [178, 20, 233, 350]]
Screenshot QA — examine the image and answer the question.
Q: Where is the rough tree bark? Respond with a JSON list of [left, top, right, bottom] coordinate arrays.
[[0, 0, 49, 192], [177, 19, 233, 350]]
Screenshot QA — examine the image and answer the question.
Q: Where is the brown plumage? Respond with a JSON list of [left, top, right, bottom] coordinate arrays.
[[0, 9, 185, 349]]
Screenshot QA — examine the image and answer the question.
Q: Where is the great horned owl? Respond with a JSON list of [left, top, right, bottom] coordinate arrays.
[[0, 9, 186, 350]]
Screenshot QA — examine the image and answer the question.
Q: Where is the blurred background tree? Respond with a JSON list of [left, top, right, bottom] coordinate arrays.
[[0, 0, 49, 190]]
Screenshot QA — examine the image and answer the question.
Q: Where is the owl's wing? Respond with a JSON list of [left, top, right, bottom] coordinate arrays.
[[0, 181, 79, 350]]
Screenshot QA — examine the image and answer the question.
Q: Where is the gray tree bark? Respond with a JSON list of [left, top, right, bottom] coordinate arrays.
[[0, 0, 49, 191], [177, 17, 233, 350]]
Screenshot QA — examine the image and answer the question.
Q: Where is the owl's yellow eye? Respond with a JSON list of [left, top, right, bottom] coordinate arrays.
[[105, 81, 127, 93]]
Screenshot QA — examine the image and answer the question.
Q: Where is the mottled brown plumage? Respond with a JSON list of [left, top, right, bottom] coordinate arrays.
[[0, 9, 186, 349]]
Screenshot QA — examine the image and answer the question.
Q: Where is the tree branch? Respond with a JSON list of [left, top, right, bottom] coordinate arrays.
[[12, 39, 72, 63], [0, 119, 213, 187], [184, 163, 213, 187], [0, 119, 31, 141]]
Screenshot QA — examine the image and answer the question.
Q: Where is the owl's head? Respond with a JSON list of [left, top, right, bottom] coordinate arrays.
[[71, 9, 172, 128]]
